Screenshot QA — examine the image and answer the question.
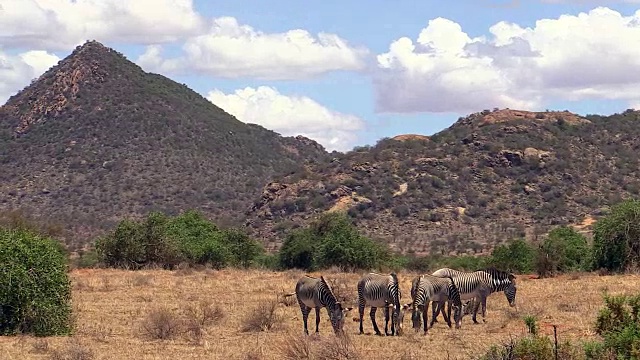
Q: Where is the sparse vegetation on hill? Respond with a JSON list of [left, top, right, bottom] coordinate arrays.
[[248, 108, 640, 254], [0, 40, 328, 250]]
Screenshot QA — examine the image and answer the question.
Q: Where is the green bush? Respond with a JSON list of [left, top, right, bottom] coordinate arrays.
[[278, 212, 391, 271], [489, 238, 536, 274], [593, 293, 640, 359], [95, 212, 182, 269], [96, 210, 266, 270], [536, 226, 591, 277], [0, 228, 72, 336], [592, 199, 640, 272], [165, 210, 231, 269], [279, 228, 316, 270], [220, 228, 265, 268]]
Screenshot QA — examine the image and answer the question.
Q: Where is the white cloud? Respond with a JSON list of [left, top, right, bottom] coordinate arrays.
[[375, 7, 640, 113], [206, 86, 365, 151], [138, 17, 368, 80], [0, 0, 205, 50], [0, 50, 60, 104]]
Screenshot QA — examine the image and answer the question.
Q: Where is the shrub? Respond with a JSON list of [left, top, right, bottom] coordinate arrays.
[[279, 212, 391, 271], [140, 307, 183, 340], [241, 300, 283, 333], [536, 226, 592, 277], [279, 229, 317, 270], [489, 238, 536, 274], [95, 212, 182, 269], [96, 210, 265, 269], [592, 199, 640, 272], [220, 228, 265, 268], [165, 210, 231, 269], [593, 293, 640, 359], [0, 228, 72, 336]]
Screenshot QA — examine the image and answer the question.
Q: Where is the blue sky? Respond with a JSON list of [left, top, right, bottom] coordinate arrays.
[[2, 1, 640, 151]]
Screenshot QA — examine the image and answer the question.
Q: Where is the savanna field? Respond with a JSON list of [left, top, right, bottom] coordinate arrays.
[[2, 268, 639, 360]]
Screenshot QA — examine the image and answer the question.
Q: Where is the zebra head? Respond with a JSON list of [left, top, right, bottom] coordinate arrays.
[[320, 276, 353, 334], [389, 273, 403, 335], [328, 302, 353, 334], [447, 276, 463, 329]]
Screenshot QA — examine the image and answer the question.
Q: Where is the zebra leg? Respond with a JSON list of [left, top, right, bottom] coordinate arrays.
[[480, 296, 488, 323], [429, 301, 439, 328], [431, 301, 440, 324], [446, 300, 453, 328], [315, 307, 321, 333], [300, 304, 311, 335], [370, 307, 383, 336], [440, 301, 452, 328], [472, 296, 484, 324], [358, 302, 366, 334], [431, 301, 440, 323], [384, 305, 393, 336], [423, 303, 429, 335]]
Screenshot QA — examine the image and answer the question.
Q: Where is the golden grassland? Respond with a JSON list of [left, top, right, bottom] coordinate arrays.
[[2, 268, 640, 360]]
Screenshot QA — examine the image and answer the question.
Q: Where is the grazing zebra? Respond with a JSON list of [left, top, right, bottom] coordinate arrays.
[[431, 267, 517, 324], [286, 275, 353, 335], [357, 272, 403, 336], [406, 274, 465, 334]]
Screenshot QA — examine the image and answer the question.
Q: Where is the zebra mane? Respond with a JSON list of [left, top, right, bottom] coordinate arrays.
[[477, 267, 515, 280], [389, 272, 399, 284]]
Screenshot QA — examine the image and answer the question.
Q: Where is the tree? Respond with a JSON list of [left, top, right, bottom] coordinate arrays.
[[278, 211, 391, 271], [95, 212, 182, 269], [220, 228, 265, 268], [0, 228, 72, 336], [536, 226, 591, 277], [279, 228, 316, 270], [489, 238, 536, 274], [592, 199, 640, 272], [165, 210, 231, 268]]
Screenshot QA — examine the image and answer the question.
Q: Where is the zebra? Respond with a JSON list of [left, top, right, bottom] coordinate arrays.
[[285, 275, 353, 335], [430, 267, 517, 324], [357, 272, 404, 336], [405, 274, 465, 334]]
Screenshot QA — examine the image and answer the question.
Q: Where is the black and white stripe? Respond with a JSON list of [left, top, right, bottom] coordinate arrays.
[[431, 267, 517, 324], [357, 272, 403, 336], [289, 275, 353, 335], [407, 274, 464, 334]]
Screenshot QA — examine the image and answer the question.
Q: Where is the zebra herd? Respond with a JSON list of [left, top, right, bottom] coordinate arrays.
[[286, 267, 517, 336]]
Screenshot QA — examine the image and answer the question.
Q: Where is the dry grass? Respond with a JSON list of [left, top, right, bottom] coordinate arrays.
[[1, 269, 640, 360]]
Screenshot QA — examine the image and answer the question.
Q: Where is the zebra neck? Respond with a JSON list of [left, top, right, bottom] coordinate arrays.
[[491, 277, 510, 290]]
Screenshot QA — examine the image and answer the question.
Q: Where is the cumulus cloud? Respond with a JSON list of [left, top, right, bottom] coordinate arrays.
[[375, 7, 640, 114], [138, 17, 368, 80], [0, 50, 60, 104], [0, 0, 205, 50], [206, 86, 365, 151]]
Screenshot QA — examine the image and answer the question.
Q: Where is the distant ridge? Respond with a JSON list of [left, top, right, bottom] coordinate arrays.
[[246, 108, 640, 254]]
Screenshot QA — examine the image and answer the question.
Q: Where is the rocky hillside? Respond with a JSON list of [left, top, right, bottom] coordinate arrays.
[[0, 41, 328, 248], [246, 108, 640, 254]]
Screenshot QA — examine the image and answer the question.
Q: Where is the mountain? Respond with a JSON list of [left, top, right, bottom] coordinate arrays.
[[0, 41, 328, 249], [246, 108, 640, 254]]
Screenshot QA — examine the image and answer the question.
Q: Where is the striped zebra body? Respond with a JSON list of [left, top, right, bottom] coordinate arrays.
[[431, 267, 517, 324], [357, 272, 403, 336], [290, 275, 353, 335], [407, 274, 464, 334]]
